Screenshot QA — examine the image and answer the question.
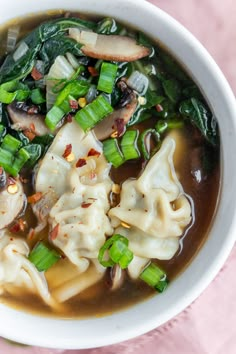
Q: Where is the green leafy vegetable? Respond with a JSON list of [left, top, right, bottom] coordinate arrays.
[[0, 80, 30, 104], [162, 78, 181, 103], [179, 98, 219, 145]]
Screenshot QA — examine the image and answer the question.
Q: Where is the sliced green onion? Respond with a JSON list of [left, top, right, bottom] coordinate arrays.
[[45, 106, 65, 131], [75, 94, 113, 131], [55, 80, 89, 107], [28, 242, 61, 272], [0, 148, 14, 173], [12, 147, 30, 174], [109, 239, 133, 269], [103, 138, 125, 168], [139, 262, 168, 293], [139, 128, 160, 160], [121, 130, 140, 161], [98, 234, 133, 269], [1, 134, 21, 154], [155, 119, 184, 135], [0, 80, 30, 104], [30, 88, 46, 104], [97, 62, 118, 94]]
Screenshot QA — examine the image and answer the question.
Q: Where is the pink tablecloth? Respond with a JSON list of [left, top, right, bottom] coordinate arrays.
[[1, 1, 236, 353]]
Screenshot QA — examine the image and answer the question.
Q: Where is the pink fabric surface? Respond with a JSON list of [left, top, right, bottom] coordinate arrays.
[[1, 1, 236, 353]]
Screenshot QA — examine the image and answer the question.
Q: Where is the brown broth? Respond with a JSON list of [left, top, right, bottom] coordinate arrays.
[[0, 11, 220, 318]]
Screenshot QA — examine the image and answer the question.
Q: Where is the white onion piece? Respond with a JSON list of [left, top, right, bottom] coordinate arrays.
[[46, 55, 75, 110], [6, 26, 20, 52], [127, 70, 149, 94], [13, 41, 29, 62], [65, 52, 80, 69], [69, 30, 150, 62]]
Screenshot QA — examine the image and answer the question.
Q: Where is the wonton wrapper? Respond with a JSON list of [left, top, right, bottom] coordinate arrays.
[[49, 168, 113, 272], [35, 120, 111, 196], [0, 229, 58, 307], [109, 137, 192, 277]]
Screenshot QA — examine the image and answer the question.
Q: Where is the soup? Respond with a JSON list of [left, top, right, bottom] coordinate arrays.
[[0, 12, 220, 318]]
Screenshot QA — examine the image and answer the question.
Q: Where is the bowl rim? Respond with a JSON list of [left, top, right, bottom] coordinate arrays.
[[0, 0, 236, 349]]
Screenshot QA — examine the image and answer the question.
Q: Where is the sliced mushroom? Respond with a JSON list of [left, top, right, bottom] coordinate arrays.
[[94, 94, 138, 140], [0, 178, 25, 230], [7, 102, 50, 136], [110, 264, 125, 291], [0, 167, 7, 191], [69, 29, 150, 62]]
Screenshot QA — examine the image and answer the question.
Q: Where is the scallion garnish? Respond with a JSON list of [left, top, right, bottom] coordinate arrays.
[[103, 138, 125, 168], [1, 134, 22, 154], [75, 94, 113, 131], [121, 130, 140, 161], [12, 147, 30, 174], [98, 234, 133, 269], [139, 128, 160, 160], [0, 80, 30, 104], [28, 242, 61, 272], [45, 106, 65, 131], [97, 62, 118, 94], [155, 119, 184, 135], [139, 262, 168, 293]]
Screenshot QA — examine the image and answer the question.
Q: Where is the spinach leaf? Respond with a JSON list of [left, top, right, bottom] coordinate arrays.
[[40, 35, 83, 71], [158, 49, 191, 84], [0, 30, 42, 83], [0, 17, 95, 84], [182, 85, 204, 100], [179, 98, 219, 145], [23, 144, 42, 167], [162, 78, 181, 103]]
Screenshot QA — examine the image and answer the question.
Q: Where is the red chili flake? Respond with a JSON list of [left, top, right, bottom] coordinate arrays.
[[50, 224, 60, 241], [87, 148, 101, 158], [69, 99, 78, 110], [31, 66, 43, 81], [81, 202, 92, 208], [28, 228, 35, 240], [9, 223, 21, 233], [115, 118, 126, 137], [66, 114, 73, 123], [62, 144, 72, 159], [27, 106, 39, 115], [88, 66, 99, 77], [156, 104, 163, 112], [76, 158, 87, 168], [23, 129, 36, 141], [27, 192, 43, 204]]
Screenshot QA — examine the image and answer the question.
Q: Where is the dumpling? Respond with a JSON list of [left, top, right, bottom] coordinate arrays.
[[35, 120, 111, 196], [0, 229, 57, 307], [109, 136, 192, 271], [49, 168, 113, 272]]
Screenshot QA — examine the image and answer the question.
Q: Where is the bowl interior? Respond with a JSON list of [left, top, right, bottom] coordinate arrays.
[[0, 0, 236, 349]]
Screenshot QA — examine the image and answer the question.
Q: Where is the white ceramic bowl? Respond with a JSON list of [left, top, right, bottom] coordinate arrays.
[[0, 0, 236, 349]]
